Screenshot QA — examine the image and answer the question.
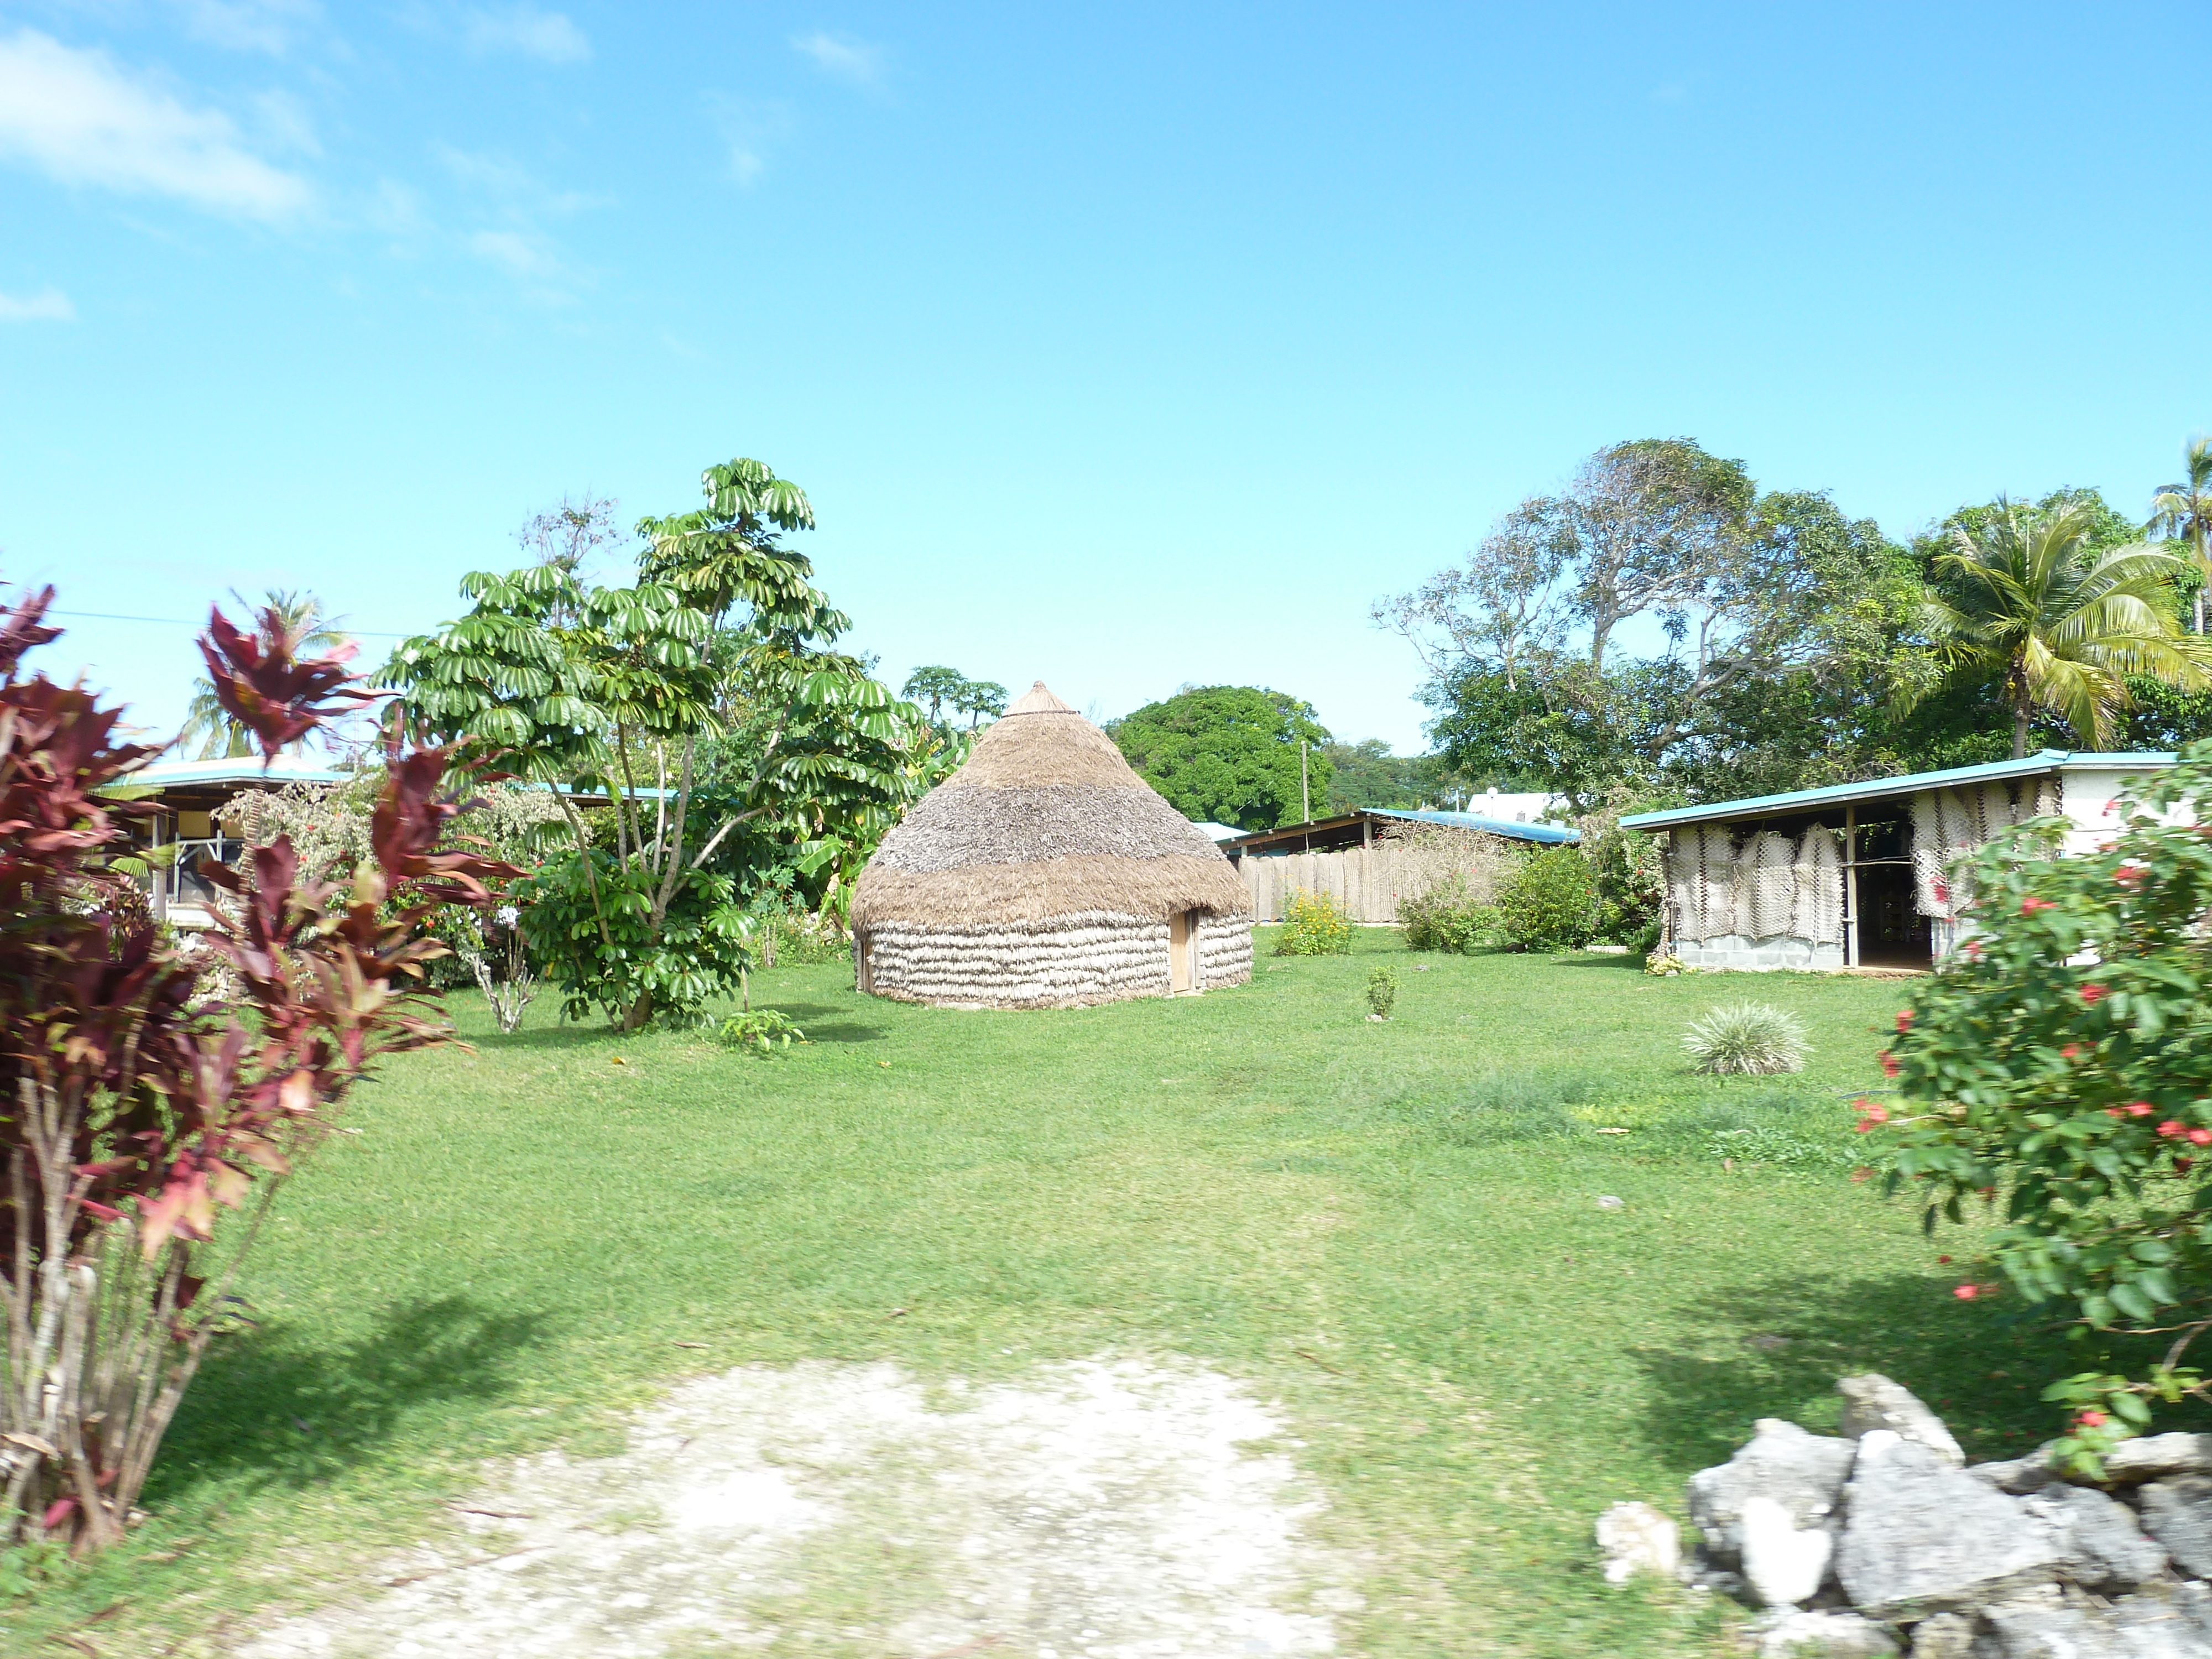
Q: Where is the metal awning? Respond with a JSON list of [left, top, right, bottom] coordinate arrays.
[[1619, 750, 2178, 833]]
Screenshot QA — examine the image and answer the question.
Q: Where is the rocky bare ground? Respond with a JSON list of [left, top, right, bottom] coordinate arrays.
[[238, 1357, 1354, 1659], [1599, 1373, 2212, 1657]]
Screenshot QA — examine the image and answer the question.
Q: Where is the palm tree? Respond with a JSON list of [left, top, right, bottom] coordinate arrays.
[[2147, 436, 2212, 635], [1913, 499, 2211, 759], [179, 589, 353, 758]]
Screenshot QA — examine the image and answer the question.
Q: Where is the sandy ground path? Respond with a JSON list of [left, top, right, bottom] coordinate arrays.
[[239, 1357, 1354, 1659]]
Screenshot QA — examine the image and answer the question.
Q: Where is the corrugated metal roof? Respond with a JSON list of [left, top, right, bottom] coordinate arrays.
[[129, 755, 352, 786], [1619, 750, 2179, 832], [1362, 807, 1580, 843]]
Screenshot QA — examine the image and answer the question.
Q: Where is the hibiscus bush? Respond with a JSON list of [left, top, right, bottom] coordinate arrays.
[[1872, 742, 2212, 1471], [0, 594, 512, 1552]]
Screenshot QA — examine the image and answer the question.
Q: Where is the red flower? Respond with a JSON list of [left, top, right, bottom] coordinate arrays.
[[1880, 1051, 1901, 1079], [1963, 940, 1984, 959], [2117, 861, 2148, 886], [2062, 1045, 2083, 1061], [1896, 1009, 1914, 1033], [1855, 1101, 1890, 1133], [2130, 1102, 2154, 1117], [2106, 1108, 2127, 1118], [2189, 1129, 2210, 1147], [1937, 1255, 1952, 1264], [2022, 896, 2056, 915], [1954, 1284, 1980, 1300], [2159, 1121, 2187, 1139], [2081, 984, 2107, 1006], [2078, 1409, 2108, 1428]]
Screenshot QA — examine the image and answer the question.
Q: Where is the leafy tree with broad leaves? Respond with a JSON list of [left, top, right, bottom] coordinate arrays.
[[1904, 498, 2211, 759], [2, 594, 512, 1552], [383, 457, 925, 1029], [1109, 685, 1331, 830]]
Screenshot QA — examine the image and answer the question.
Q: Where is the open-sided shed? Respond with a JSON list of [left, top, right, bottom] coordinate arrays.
[[1620, 750, 2180, 971]]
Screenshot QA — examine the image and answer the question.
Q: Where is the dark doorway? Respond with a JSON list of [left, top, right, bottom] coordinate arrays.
[[1855, 855, 1932, 967]]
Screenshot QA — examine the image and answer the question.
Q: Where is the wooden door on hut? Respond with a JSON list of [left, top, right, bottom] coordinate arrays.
[[1168, 909, 1198, 992]]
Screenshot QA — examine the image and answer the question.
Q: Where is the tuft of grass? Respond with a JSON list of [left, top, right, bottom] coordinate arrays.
[[1681, 1002, 1811, 1075]]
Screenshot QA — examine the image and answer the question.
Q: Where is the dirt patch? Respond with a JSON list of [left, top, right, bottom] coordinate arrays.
[[240, 1357, 1350, 1658]]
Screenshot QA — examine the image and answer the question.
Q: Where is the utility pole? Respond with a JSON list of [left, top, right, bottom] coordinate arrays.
[[1301, 739, 1310, 823]]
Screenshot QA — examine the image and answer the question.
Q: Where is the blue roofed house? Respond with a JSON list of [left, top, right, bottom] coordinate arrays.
[[1620, 750, 2185, 972]]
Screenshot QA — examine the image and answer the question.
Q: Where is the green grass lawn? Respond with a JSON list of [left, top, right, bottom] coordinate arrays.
[[7, 935, 2150, 1656]]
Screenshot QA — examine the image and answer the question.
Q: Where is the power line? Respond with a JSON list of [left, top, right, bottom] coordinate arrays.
[[47, 608, 409, 638]]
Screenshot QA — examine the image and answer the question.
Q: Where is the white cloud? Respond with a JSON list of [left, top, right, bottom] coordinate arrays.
[[791, 30, 885, 87], [705, 94, 790, 187], [467, 228, 552, 275], [170, 0, 322, 56], [252, 88, 321, 156], [0, 287, 75, 323], [0, 30, 311, 217], [463, 5, 589, 64], [431, 143, 599, 213]]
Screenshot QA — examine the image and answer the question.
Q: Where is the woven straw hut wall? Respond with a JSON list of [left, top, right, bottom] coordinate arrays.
[[852, 681, 1254, 1008]]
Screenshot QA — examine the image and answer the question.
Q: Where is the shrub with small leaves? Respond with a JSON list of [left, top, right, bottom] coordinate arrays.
[[718, 1008, 808, 1055], [1275, 888, 1352, 956], [1496, 847, 1599, 951], [1365, 964, 1398, 1019], [1682, 1003, 1810, 1075], [1399, 873, 1499, 953], [1871, 743, 2212, 1471]]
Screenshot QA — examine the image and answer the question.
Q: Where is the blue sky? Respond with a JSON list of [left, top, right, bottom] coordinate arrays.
[[1, 2, 2204, 754]]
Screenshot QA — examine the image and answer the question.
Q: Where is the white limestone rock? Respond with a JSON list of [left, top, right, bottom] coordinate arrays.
[[1745, 1609, 1899, 1657], [2020, 1483, 2168, 1592], [1689, 1418, 1858, 1564], [1595, 1500, 1679, 1585], [1837, 1375, 1964, 1468], [2103, 1434, 2212, 1486], [1833, 1432, 2064, 1621], [2137, 1475, 2212, 1579], [1741, 1494, 1835, 1609]]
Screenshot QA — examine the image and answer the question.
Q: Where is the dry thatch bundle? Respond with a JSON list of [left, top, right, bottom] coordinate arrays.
[[1375, 820, 1520, 906], [852, 681, 1252, 1008]]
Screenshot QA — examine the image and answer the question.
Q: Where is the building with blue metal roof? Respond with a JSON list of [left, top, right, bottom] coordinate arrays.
[[1622, 750, 2180, 972]]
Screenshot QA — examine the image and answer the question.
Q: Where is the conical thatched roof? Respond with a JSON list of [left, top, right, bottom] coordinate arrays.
[[852, 681, 1251, 927]]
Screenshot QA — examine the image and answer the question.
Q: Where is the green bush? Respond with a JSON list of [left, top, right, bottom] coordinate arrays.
[[1399, 873, 1501, 953], [718, 1008, 808, 1055], [1873, 744, 2212, 1472], [517, 851, 754, 1029], [1275, 888, 1353, 956], [1496, 847, 1600, 951], [1365, 964, 1399, 1019]]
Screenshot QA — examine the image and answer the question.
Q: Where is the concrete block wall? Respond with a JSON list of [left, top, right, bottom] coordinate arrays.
[[1673, 933, 1846, 972]]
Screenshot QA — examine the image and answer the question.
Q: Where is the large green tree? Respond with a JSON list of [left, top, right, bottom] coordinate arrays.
[[1109, 685, 1331, 830], [383, 457, 924, 1027], [1388, 442, 1919, 808], [1907, 497, 2211, 758]]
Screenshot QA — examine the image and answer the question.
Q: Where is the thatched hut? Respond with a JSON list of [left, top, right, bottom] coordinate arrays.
[[852, 681, 1254, 1008]]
